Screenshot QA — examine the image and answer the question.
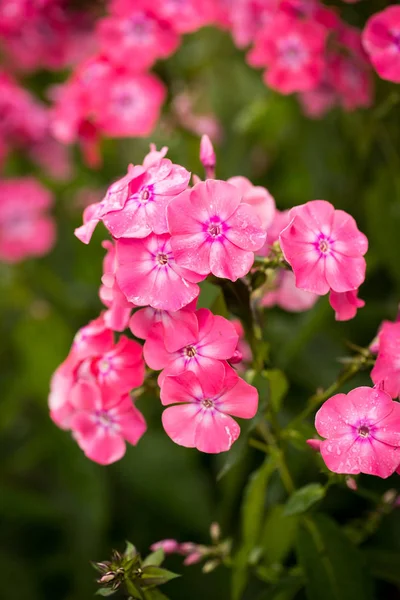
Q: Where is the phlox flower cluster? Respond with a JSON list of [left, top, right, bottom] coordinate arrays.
[[49, 139, 371, 464], [0, 70, 70, 179], [44, 0, 399, 166]]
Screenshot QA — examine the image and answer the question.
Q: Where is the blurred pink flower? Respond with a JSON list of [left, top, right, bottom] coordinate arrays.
[[0, 177, 55, 262], [362, 6, 400, 83], [371, 321, 400, 398]]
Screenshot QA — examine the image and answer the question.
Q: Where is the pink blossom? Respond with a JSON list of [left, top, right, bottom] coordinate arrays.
[[248, 14, 327, 94], [371, 321, 400, 398], [70, 380, 146, 465], [227, 176, 276, 230], [100, 240, 136, 331], [150, 539, 180, 554], [115, 234, 204, 312], [49, 315, 145, 429], [261, 270, 318, 312], [331, 52, 373, 112], [362, 6, 400, 84], [230, 0, 277, 49], [152, 0, 217, 33], [75, 156, 190, 243], [143, 308, 239, 386], [279, 200, 368, 295], [0, 178, 55, 262], [167, 179, 267, 282], [315, 386, 400, 478], [97, 10, 179, 72], [329, 289, 365, 322], [129, 301, 198, 352], [160, 367, 258, 453], [172, 91, 223, 142]]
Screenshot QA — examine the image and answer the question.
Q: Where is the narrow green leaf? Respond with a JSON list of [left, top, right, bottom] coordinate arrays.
[[284, 484, 325, 516], [296, 514, 374, 600], [143, 588, 171, 600], [263, 369, 289, 413], [96, 588, 116, 597], [125, 541, 138, 560], [140, 566, 180, 588], [232, 457, 276, 600], [142, 548, 165, 568], [262, 505, 298, 564], [126, 580, 145, 600]]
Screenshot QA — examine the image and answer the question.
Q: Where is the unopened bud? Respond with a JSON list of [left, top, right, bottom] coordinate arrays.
[[183, 552, 202, 566], [99, 572, 115, 584], [210, 522, 221, 543], [345, 476, 357, 491], [200, 135, 216, 179], [306, 439, 321, 452], [202, 559, 220, 574], [229, 349, 243, 365], [382, 489, 397, 505]]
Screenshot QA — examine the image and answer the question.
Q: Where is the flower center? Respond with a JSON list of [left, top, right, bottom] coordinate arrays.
[[98, 358, 111, 374], [317, 236, 331, 254], [184, 345, 197, 358], [156, 253, 169, 266], [207, 220, 223, 239], [139, 188, 150, 203], [202, 398, 214, 409], [95, 410, 114, 429], [358, 425, 370, 438]]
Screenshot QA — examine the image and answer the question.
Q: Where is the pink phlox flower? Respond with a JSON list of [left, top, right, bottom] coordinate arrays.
[[97, 8, 179, 72], [75, 156, 190, 243], [49, 315, 145, 429], [315, 386, 400, 478], [247, 14, 327, 94], [230, 0, 277, 49], [129, 300, 198, 352], [115, 234, 204, 312], [143, 308, 239, 386], [329, 289, 365, 322], [227, 175, 276, 231], [160, 367, 258, 453], [279, 200, 368, 295], [167, 179, 267, 282], [362, 6, 400, 84], [143, 143, 169, 168], [100, 240, 136, 331], [371, 321, 400, 398], [298, 74, 337, 118], [200, 134, 216, 170], [261, 270, 319, 312], [70, 380, 146, 465], [0, 177, 55, 262], [330, 51, 373, 112], [152, 0, 217, 33]]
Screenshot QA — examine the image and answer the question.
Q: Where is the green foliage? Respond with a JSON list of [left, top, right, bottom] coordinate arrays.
[[283, 484, 326, 517]]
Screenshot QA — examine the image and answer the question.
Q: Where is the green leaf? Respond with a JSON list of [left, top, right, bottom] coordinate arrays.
[[296, 514, 374, 600], [232, 457, 276, 600], [126, 580, 145, 600], [284, 484, 325, 516], [142, 548, 165, 568], [363, 548, 400, 585], [263, 369, 289, 413], [140, 566, 180, 588], [256, 575, 304, 600], [262, 505, 298, 565], [96, 588, 116, 597], [125, 541, 138, 561]]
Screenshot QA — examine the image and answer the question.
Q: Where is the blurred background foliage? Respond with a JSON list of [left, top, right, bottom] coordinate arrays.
[[1, 7, 400, 600]]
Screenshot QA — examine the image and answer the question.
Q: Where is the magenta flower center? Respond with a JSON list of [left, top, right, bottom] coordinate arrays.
[[316, 235, 332, 255], [95, 410, 116, 430], [156, 253, 169, 266], [201, 398, 214, 409], [184, 345, 197, 358], [98, 358, 111, 374], [357, 425, 370, 438], [139, 188, 151, 203]]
